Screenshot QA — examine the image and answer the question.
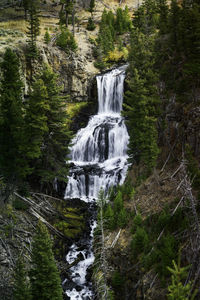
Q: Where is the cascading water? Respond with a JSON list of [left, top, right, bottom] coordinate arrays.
[[64, 66, 129, 299]]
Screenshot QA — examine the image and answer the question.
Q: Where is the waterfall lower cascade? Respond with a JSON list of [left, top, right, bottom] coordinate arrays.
[[64, 66, 129, 299]]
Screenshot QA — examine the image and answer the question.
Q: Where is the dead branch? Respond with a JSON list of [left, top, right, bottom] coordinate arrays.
[[29, 208, 64, 237], [111, 229, 121, 248]]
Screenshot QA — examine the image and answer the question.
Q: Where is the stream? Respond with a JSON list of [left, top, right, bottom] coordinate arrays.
[[63, 66, 129, 299]]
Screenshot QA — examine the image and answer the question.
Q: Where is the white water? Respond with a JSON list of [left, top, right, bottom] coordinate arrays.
[[64, 66, 129, 299], [65, 66, 129, 201]]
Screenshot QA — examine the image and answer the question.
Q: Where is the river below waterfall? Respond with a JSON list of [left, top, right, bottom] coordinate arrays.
[[63, 66, 129, 299]]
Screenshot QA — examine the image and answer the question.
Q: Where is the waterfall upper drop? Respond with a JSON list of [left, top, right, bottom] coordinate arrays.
[[64, 65, 129, 201]]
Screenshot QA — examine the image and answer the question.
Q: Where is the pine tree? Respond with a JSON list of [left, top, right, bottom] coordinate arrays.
[[89, 0, 95, 14], [60, 0, 73, 27], [0, 49, 28, 190], [35, 65, 71, 188], [30, 221, 63, 300], [26, 0, 40, 74], [87, 17, 96, 31], [22, 0, 30, 20], [25, 79, 49, 162], [13, 257, 31, 300], [124, 29, 159, 171], [115, 8, 124, 34], [131, 227, 149, 257], [56, 27, 77, 53], [133, 0, 158, 34], [104, 204, 115, 230], [158, 0, 169, 35], [44, 30, 51, 44], [98, 10, 114, 55], [167, 258, 197, 300]]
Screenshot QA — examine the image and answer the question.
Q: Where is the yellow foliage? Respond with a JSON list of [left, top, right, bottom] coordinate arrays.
[[104, 47, 128, 62], [66, 102, 88, 128]]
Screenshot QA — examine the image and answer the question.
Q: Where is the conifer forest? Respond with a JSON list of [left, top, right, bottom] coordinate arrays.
[[0, 0, 199, 299]]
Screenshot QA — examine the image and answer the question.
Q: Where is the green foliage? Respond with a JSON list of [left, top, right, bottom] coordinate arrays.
[[98, 10, 114, 55], [30, 221, 63, 300], [44, 30, 51, 44], [155, 0, 200, 101], [26, 0, 40, 60], [94, 7, 131, 69], [115, 6, 132, 34], [167, 258, 197, 300], [104, 204, 115, 230], [56, 27, 77, 53], [133, 0, 159, 34], [132, 214, 143, 230], [111, 270, 124, 288], [59, 0, 74, 27], [113, 191, 127, 228], [0, 48, 29, 184], [158, 0, 169, 34], [33, 65, 71, 185], [124, 28, 159, 172], [87, 17, 96, 31], [25, 78, 48, 162], [13, 257, 31, 300], [131, 227, 149, 257], [12, 199, 29, 211], [155, 234, 177, 278], [129, 205, 189, 282], [89, 0, 95, 13]]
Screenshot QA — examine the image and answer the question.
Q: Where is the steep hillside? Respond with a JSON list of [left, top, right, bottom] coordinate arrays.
[[0, 0, 199, 300]]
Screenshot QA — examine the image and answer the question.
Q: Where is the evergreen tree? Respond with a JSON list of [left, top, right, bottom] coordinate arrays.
[[158, 0, 169, 35], [115, 8, 123, 34], [115, 6, 131, 35], [131, 227, 149, 257], [104, 203, 115, 230], [30, 221, 63, 300], [113, 190, 123, 213], [124, 30, 159, 171], [56, 27, 77, 53], [0, 49, 28, 189], [26, 0, 40, 72], [87, 17, 96, 31], [98, 10, 114, 55], [13, 257, 31, 300], [60, 0, 73, 27], [167, 259, 197, 300], [22, 0, 30, 20], [25, 79, 48, 162], [133, 0, 158, 34], [118, 207, 127, 228], [44, 30, 51, 44], [89, 0, 95, 14], [35, 65, 71, 188]]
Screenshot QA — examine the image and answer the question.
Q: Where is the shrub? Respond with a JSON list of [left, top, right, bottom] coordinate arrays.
[[12, 199, 29, 211], [131, 227, 149, 257], [111, 271, 124, 288], [44, 30, 51, 44], [87, 17, 96, 31], [56, 28, 77, 53]]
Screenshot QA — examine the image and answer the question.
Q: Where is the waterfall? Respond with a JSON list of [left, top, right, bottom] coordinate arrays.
[[64, 66, 129, 299], [65, 65, 129, 201]]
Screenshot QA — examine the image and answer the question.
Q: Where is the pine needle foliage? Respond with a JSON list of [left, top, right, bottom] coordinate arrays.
[[167, 257, 197, 300], [30, 221, 63, 300], [13, 257, 31, 300], [0, 48, 29, 183], [26, 0, 40, 60]]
